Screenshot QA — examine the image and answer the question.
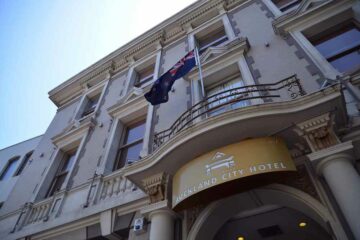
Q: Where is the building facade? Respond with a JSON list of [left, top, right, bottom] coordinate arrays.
[[1, 0, 360, 239]]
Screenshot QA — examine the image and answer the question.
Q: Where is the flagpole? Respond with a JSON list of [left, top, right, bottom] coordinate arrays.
[[194, 46, 206, 99]]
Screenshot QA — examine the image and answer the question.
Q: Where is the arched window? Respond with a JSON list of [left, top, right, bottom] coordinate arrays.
[[15, 151, 33, 176], [0, 156, 20, 181]]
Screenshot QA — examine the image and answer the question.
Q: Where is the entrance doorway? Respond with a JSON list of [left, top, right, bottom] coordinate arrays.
[[214, 206, 330, 239], [187, 184, 347, 240]]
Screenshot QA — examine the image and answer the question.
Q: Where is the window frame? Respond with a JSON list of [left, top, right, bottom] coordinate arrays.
[[187, 13, 236, 56], [0, 156, 20, 181], [308, 22, 360, 74], [81, 93, 101, 118], [197, 27, 229, 54], [273, 0, 356, 79], [74, 79, 109, 121], [204, 70, 250, 116], [134, 64, 155, 88], [114, 119, 146, 170], [272, 0, 302, 12], [46, 149, 78, 198], [14, 151, 33, 176]]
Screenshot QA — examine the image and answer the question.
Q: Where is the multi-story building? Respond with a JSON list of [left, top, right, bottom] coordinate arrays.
[[1, 0, 360, 239]]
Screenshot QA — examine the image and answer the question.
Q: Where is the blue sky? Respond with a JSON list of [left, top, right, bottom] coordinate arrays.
[[0, 0, 195, 149]]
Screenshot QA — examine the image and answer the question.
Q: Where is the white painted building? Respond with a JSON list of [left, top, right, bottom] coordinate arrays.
[[1, 0, 360, 239]]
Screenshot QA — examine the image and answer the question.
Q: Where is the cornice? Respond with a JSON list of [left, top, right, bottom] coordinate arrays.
[[51, 117, 96, 148], [107, 93, 147, 119], [187, 37, 249, 79], [48, 0, 249, 107]]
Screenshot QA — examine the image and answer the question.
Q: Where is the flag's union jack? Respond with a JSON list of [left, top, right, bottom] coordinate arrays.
[[170, 50, 195, 77], [144, 49, 196, 105]]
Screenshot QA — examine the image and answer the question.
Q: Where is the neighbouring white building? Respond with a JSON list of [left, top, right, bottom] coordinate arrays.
[[1, 0, 360, 239]]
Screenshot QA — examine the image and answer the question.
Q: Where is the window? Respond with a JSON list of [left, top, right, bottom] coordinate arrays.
[[195, 24, 229, 55], [272, 0, 302, 12], [81, 94, 101, 118], [135, 64, 154, 87], [15, 151, 33, 176], [206, 75, 249, 116], [0, 157, 20, 181], [114, 120, 146, 170], [309, 23, 360, 73], [46, 150, 77, 197]]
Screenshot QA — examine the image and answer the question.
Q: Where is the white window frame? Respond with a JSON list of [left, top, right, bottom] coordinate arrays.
[[14, 151, 34, 176], [272, 0, 302, 13], [122, 49, 162, 98], [102, 96, 152, 174], [281, 0, 355, 79], [187, 13, 236, 52], [0, 156, 20, 181], [101, 50, 162, 174], [73, 76, 110, 122], [32, 121, 92, 201]]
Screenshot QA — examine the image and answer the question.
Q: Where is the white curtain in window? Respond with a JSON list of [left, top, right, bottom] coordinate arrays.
[[206, 77, 249, 115]]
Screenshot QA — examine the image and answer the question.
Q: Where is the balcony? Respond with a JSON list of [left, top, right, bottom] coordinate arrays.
[[153, 75, 306, 150], [124, 78, 346, 188]]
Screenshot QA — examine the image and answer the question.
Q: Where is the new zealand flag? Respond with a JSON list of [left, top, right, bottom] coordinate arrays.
[[144, 50, 196, 105]]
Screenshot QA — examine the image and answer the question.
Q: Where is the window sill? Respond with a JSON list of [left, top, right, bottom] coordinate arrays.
[[77, 111, 96, 123]]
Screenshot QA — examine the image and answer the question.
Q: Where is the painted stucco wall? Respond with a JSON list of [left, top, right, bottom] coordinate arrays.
[[228, 1, 322, 94], [70, 73, 128, 187], [154, 38, 192, 133], [0, 1, 358, 239], [0, 98, 79, 215], [0, 136, 42, 204]]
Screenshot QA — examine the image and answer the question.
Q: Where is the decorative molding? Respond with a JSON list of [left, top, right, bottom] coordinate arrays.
[[48, 0, 250, 107], [142, 173, 168, 204], [294, 112, 340, 152], [107, 93, 148, 124], [187, 37, 250, 80], [51, 118, 96, 148]]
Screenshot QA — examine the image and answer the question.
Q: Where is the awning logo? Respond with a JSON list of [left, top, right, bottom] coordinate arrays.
[[205, 152, 235, 176]]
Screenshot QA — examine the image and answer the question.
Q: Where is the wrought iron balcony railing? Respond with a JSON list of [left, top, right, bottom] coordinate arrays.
[[153, 75, 306, 150]]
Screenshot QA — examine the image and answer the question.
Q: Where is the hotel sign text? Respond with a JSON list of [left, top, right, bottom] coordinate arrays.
[[172, 137, 296, 209]]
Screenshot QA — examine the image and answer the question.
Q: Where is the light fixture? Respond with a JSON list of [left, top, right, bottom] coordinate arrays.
[[298, 222, 307, 228], [237, 237, 245, 240]]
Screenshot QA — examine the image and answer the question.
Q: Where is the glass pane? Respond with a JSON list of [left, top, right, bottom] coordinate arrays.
[[198, 28, 228, 54], [330, 50, 360, 73], [315, 28, 360, 59], [125, 122, 146, 144], [138, 65, 154, 82], [61, 152, 76, 172], [121, 142, 143, 164], [273, 0, 301, 12], [82, 94, 100, 117], [89, 94, 100, 107], [0, 157, 20, 181], [48, 174, 67, 196]]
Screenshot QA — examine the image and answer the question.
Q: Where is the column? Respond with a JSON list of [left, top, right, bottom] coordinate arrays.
[[309, 142, 360, 239], [149, 209, 175, 240]]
